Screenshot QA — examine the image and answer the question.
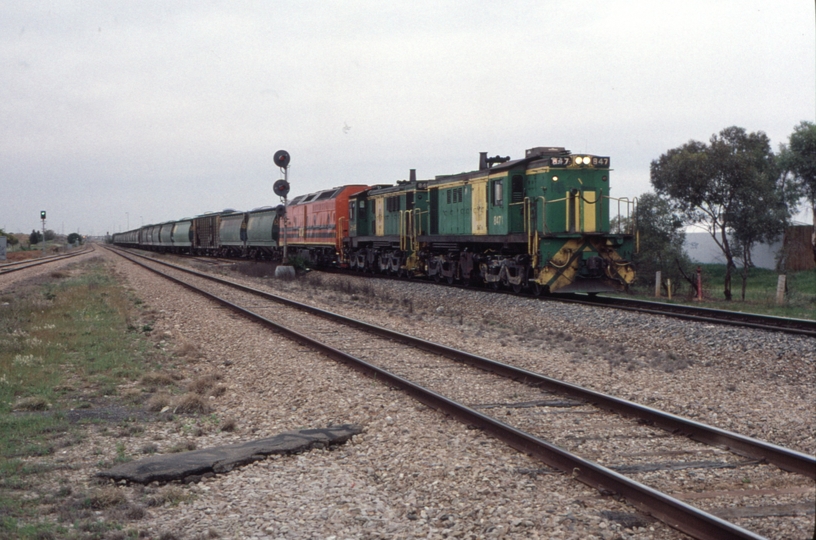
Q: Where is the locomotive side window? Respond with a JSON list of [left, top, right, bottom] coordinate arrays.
[[349, 202, 355, 221], [492, 179, 504, 206]]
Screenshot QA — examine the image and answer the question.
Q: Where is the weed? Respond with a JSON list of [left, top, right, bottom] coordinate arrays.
[[174, 340, 200, 358], [650, 351, 693, 373], [187, 374, 222, 395], [140, 372, 178, 387], [115, 442, 129, 463], [173, 393, 212, 414], [89, 486, 127, 509], [166, 441, 197, 454], [146, 392, 173, 412], [12, 396, 51, 411], [220, 417, 237, 432]]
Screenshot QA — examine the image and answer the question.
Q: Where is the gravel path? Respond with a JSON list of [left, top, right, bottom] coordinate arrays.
[[61, 250, 815, 538]]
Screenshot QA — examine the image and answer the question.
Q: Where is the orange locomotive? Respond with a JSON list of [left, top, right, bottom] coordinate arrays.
[[282, 185, 369, 266]]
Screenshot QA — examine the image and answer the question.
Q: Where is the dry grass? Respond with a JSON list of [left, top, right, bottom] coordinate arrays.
[[88, 486, 127, 509], [166, 441, 197, 454], [145, 485, 193, 507], [173, 393, 212, 414], [187, 374, 222, 395], [146, 392, 173, 412], [174, 339, 200, 359], [140, 372, 178, 392], [12, 396, 51, 411]]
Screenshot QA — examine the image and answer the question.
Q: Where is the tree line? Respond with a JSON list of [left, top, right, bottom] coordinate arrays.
[[635, 121, 815, 301]]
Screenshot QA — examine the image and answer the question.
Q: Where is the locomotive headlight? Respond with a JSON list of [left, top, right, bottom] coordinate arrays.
[[581, 156, 591, 165], [552, 176, 559, 182]]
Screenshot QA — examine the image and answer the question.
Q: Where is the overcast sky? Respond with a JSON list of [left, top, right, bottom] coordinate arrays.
[[1, 1, 814, 236]]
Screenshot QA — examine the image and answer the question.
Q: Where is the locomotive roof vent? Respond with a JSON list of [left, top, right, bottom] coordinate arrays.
[[525, 147, 569, 159]]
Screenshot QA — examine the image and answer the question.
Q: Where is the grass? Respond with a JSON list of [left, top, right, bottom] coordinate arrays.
[[0, 263, 147, 415], [629, 264, 816, 320], [0, 258, 164, 538]]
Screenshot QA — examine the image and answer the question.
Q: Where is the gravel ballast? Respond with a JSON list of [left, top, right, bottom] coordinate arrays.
[[27, 250, 814, 539]]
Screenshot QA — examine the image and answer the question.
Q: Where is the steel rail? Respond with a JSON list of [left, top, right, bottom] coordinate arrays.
[[0, 246, 94, 275], [320, 266, 816, 337], [112, 247, 816, 480], [573, 295, 816, 338], [109, 247, 771, 540]]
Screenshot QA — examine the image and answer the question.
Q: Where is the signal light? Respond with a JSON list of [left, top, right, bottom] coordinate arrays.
[[273, 150, 290, 168], [40, 210, 46, 219], [273, 179, 291, 197]]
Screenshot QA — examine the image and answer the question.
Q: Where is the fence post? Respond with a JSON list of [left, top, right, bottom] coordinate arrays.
[[655, 271, 661, 298], [776, 275, 786, 305], [666, 279, 672, 300], [696, 266, 703, 301]]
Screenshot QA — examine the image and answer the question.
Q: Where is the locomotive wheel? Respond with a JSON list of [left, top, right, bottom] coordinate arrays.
[[446, 275, 454, 285], [433, 272, 441, 283], [531, 282, 543, 296], [512, 282, 523, 294]]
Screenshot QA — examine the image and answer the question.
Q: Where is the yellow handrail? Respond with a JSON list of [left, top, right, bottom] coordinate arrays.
[[399, 210, 405, 251]]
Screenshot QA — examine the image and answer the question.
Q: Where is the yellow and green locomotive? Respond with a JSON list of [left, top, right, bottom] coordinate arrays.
[[345, 146, 636, 294]]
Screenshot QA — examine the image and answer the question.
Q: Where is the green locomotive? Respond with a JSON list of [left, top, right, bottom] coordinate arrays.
[[345, 146, 637, 294]]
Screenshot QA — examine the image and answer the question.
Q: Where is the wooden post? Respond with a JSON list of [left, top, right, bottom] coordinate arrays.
[[655, 271, 661, 298], [666, 279, 672, 300], [776, 275, 786, 305]]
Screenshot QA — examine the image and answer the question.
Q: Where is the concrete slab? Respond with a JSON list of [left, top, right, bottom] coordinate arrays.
[[97, 425, 362, 484]]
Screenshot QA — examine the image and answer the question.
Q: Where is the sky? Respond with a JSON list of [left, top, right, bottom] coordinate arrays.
[[1, 1, 814, 237]]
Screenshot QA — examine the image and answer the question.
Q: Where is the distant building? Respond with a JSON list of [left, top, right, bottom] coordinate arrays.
[[682, 224, 814, 271]]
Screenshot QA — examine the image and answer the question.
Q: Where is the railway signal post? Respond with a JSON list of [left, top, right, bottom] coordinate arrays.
[[273, 150, 294, 279], [40, 210, 46, 255]]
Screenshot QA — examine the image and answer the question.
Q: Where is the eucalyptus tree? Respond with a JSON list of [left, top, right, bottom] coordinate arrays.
[[650, 126, 785, 300], [631, 192, 693, 294], [778, 120, 816, 263]]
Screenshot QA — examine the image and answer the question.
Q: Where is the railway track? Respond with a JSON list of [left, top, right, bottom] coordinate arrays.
[[0, 245, 93, 275], [129, 250, 815, 337], [108, 246, 815, 540], [305, 263, 816, 337], [565, 294, 816, 338]]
